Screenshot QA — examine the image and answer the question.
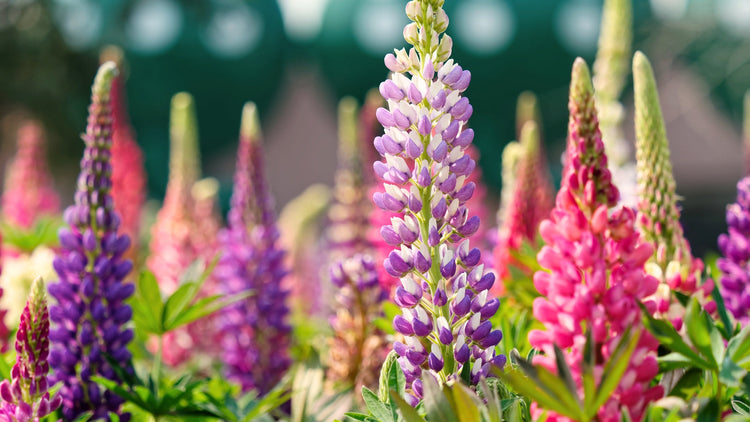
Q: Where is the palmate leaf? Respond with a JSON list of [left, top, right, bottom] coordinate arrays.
[[640, 303, 713, 370], [589, 326, 640, 414], [493, 364, 582, 419], [421, 374, 459, 422], [0, 217, 62, 253], [684, 298, 722, 368]]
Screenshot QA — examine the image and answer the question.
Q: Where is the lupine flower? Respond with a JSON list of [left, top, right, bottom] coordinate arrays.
[[278, 184, 331, 318], [2, 121, 60, 229], [0, 277, 61, 422], [528, 58, 663, 422], [217, 102, 291, 395], [718, 177, 750, 326], [492, 121, 554, 296], [633, 52, 714, 325], [327, 254, 389, 391], [327, 97, 372, 259], [368, 185, 402, 294], [592, 0, 638, 206], [147, 92, 202, 295], [48, 62, 135, 421], [374, 0, 505, 404], [108, 55, 147, 263], [0, 247, 56, 329], [360, 89, 386, 186]]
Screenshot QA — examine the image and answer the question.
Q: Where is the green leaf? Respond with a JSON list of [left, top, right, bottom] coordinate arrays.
[[131, 271, 164, 334], [514, 353, 583, 418], [362, 387, 395, 422], [421, 374, 458, 422], [592, 327, 641, 412], [379, 351, 404, 404], [389, 390, 425, 422], [162, 281, 203, 329], [668, 368, 703, 398], [641, 304, 712, 370], [711, 282, 734, 340], [449, 383, 482, 422], [493, 366, 581, 419], [167, 290, 253, 331], [696, 398, 720, 422], [729, 325, 750, 369], [684, 298, 718, 368], [581, 328, 596, 413]]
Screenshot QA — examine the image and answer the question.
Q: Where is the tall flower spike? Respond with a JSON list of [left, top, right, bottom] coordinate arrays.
[[375, 0, 505, 404], [592, 0, 637, 206], [2, 121, 61, 229], [217, 102, 291, 395], [528, 58, 663, 421], [327, 254, 389, 392], [147, 92, 201, 295], [327, 97, 372, 259], [718, 177, 750, 327], [104, 47, 147, 264], [633, 52, 714, 324], [492, 121, 553, 298], [0, 277, 62, 421], [48, 62, 135, 421]]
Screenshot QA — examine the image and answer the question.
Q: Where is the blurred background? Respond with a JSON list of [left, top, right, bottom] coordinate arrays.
[[0, 0, 748, 256]]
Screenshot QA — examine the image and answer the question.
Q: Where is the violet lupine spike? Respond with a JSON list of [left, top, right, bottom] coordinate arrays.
[[0, 278, 61, 422], [106, 50, 147, 264], [528, 58, 663, 421], [375, 0, 504, 404], [326, 97, 372, 259], [492, 121, 553, 298], [147, 92, 201, 295], [2, 121, 61, 229], [217, 102, 291, 395], [718, 176, 750, 327], [327, 254, 389, 392], [47, 62, 134, 422], [633, 52, 714, 325]]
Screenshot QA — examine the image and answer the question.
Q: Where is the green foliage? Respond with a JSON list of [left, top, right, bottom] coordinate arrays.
[[129, 260, 251, 336], [1, 217, 61, 253], [290, 352, 352, 422], [496, 326, 640, 421]]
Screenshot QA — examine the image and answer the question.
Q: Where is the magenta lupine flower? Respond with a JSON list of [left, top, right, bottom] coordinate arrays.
[[0, 278, 61, 422], [110, 64, 147, 263], [147, 92, 202, 295], [2, 121, 60, 229], [217, 103, 290, 395], [47, 62, 134, 421], [718, 176, 750, 327], [492, 121, 554, 297], [528, 58, 662, 422], [327, 254, 389, 391], [374, 0, 504, 404]]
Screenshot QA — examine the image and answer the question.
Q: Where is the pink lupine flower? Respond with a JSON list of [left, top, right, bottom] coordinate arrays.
[[492, 121, 554, 296], [2, 121, 60, 229], [147, 93, 201, 295], [528, 58, 663, 422], [109, 60, 147, 263]]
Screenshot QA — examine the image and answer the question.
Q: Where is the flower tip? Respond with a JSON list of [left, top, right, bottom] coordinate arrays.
[[191, 177, 220, 202], [240, 101, 262, 142], [571, 58, 593, 100], [93, 61, 119, 97], [516, 90, 540, 136], [519, 121, 540, 152], [99, 45, 125, 69]]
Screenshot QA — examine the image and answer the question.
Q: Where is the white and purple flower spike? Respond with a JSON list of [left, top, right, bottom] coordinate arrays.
[[374, 0, 504, 404]]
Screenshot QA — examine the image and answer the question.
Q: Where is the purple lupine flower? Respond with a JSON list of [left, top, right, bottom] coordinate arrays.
[[0, 277, 61, 422], [217, 103, 291, 395], [327, 254, 389, 392], [718, 176, 750, 327], [47, 62, 134, 421], [374, 0, 505, 404]]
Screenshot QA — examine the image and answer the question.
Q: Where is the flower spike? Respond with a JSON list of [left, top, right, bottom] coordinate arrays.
[[375, 0, 505, 404], [0, 277, 61, 421], [48, 62, 135, 421], [633, 52, 714, 322], [718, 177, 750, 327], [2, 121, 60, 229], [528, 58, 662, 421], [217, 102, 291, 395]]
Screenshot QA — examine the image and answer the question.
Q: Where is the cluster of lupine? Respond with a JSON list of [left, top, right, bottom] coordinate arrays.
[[0, 0, 750, 420]]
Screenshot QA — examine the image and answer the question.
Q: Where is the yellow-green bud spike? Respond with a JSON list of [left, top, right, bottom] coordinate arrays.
[[92, 61, 118, 100], [241, 102, 262, 143], [169, 92, 201, 191], [633, 51, 689, 271], [337, 96, 360, 168], [29, 276, 46, 317], [515, 91, 541, 141], [593, 0, 632, 103]]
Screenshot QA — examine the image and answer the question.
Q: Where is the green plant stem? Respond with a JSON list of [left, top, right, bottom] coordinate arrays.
[[154, 334, 164, 397]]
